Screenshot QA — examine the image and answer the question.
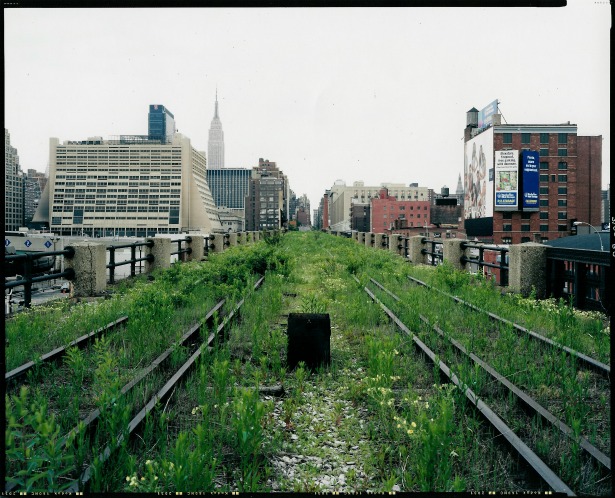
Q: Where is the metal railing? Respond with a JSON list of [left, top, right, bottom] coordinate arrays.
[[460, 242, 509, 286], [546, 248, 610, 314], [421, 238, 443, 266], [106, 240, 155, 285], [4, 248, 76, 308]]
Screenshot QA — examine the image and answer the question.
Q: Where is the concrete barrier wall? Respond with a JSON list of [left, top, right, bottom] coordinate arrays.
[[63, 232, 265, 296]]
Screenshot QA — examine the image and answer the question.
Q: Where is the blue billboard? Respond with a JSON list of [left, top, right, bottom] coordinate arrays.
[[521, 150, 539, 211]]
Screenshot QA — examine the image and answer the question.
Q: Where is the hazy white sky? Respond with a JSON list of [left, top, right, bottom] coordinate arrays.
[[4, 2, 610, 210]]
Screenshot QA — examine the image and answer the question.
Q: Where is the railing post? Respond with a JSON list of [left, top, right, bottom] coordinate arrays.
[[509, 242, 548, 298], [500, 248, 509, 286], [23, 253, 33, 308], [130, 245, 137, 277], [228, 233, 238, 247], [443, 239, 466, 271], [407, 236, 425, 264], [209, 233, 224, 253], [108, 246, 116, 284], [573, 262, 586, 309], [186, 235, 205, 262], [64, 242, 107, 297], [365, 232, 374, 248], [145, 237, 171, 273]]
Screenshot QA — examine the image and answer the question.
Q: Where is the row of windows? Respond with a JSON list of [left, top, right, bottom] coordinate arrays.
[[502, 223, 569, 232], [539, 174, 568, 183], [539, 161, 568, 170], [503, 133, 568, 144], [381, 205, 428, 211]]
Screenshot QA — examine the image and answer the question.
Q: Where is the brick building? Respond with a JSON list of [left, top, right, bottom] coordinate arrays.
[[464, 105, 602, 244], [244, 158, 290, 231], [370, 188, 431, 233]]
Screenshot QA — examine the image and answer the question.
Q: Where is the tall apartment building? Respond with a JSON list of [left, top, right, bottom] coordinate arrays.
[[148, 105, 176, 143], [244, 158, 290, 231], [33, 133, 222, 237], [24, 169, 47, 227], [5, 128, 24, 231], [601, 186, 610, 227], [207, 92, 225, 170], [464, 103, 602, 244], [327, 180, 431, 232]]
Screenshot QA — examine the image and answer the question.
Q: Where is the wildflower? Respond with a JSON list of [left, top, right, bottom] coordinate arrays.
[[407, 429, 414, 435], [425, 402, 429, 409], [397, 424, 402, 429], [145, 460, 153, 466], [450, 450, 459, 457], [411, 421, 417, 428]]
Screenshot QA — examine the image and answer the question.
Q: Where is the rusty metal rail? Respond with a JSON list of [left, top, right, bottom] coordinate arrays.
[[368, 277, 611, 472], [407, 275, 610, 379], [361, 282, 575, 496], [65, 276, 265, 492], [5, 316, 129, 384]]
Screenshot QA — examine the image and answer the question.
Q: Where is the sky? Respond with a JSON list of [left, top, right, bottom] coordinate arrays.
[[4, 2, 611, 212]]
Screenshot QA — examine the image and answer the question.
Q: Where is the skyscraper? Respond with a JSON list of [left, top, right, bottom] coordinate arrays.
[[207, 91, 225, 169], [148, 105, 176, 143], [5, 128, 24, 231]]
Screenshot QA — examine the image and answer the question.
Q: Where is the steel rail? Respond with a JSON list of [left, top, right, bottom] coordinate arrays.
[[369, 277, 611, 471], [3, 300, 226, 495], [65, 276, 265, 492], [5, 316, 129, 384], [407, 275, 610, 379], [363, 285, 575, 496]]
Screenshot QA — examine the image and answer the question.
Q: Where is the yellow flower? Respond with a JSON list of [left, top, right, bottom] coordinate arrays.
[[407, 429, 414, 435], [411, 421, 417, 428]]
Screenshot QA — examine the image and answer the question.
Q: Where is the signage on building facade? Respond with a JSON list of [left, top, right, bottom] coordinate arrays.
[[478, 99, 498, 129], [494, 150, 519, 211], [521, 150, 539, 211]]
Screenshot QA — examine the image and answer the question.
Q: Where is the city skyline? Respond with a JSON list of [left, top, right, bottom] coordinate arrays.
[[4, 3, 610, 209]]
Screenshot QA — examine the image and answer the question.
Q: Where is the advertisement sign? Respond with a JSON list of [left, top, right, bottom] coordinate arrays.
[[494, 150, 519, 211], [464, 127, 494, 219], [521, 150, 539, 211], [478, 99, 498, 129]]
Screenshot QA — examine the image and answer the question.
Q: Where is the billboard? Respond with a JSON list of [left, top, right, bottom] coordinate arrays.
[[464, 127, 494, 220], [478, 99, 498, 129], [494, 150, 519, 211], [521, 150, 539, 211]]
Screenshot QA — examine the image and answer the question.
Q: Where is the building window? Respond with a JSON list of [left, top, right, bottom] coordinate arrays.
[[540, 174, 549, 182], [551, 175, 556, 182], [558, 199, 567, 207], [539, 187, 549, 195], [558, 133, 568, 144], [558, 161, 567, 170], [558, 225, 568, 232], [539, 212, 548, 220], [521, 133, 530, 144], [502, 212, 513, 219], [521, 224, 530, 232], [540, 133, 549, 144], [503, 224, 512, 232], [558, 187, 568, 195], [540, 199, 549, 206], [502, 237, 512, 244], [558, 212, 567, 219], [503, 133, 512, 144], [521, 237, 531, 243], [540, 148, 549, 157], [540, 162, 549, 170], [557, 149, 568, 157], [558, 174, 567, 182]]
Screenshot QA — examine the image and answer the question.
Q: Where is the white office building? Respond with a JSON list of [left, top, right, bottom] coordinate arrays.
[[33, 134, 222, 237]]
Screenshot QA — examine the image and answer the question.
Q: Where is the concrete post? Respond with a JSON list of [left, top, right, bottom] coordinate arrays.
[[443, 239, 467, 271], [351, 230, 358, 242], [253, 231, 260, 242], [186, 235, 205, 262], [64, 242, 107, 297], [145, 237, 171, 273], [237, 232, 245, 246], [407, 236, 426, 264], [244, 232, 253, 244], [228, 233, 238, 247], [358, 232, 365, 245], [374, 233, 386, 250], [365, 232, 374, 248], [209, 233, 224, 253], [388, 234, 402, 256], [508, 242, 548, 298]]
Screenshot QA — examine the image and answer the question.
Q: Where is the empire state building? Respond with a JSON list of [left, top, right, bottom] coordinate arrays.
[[207, 92, 225, 169]]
